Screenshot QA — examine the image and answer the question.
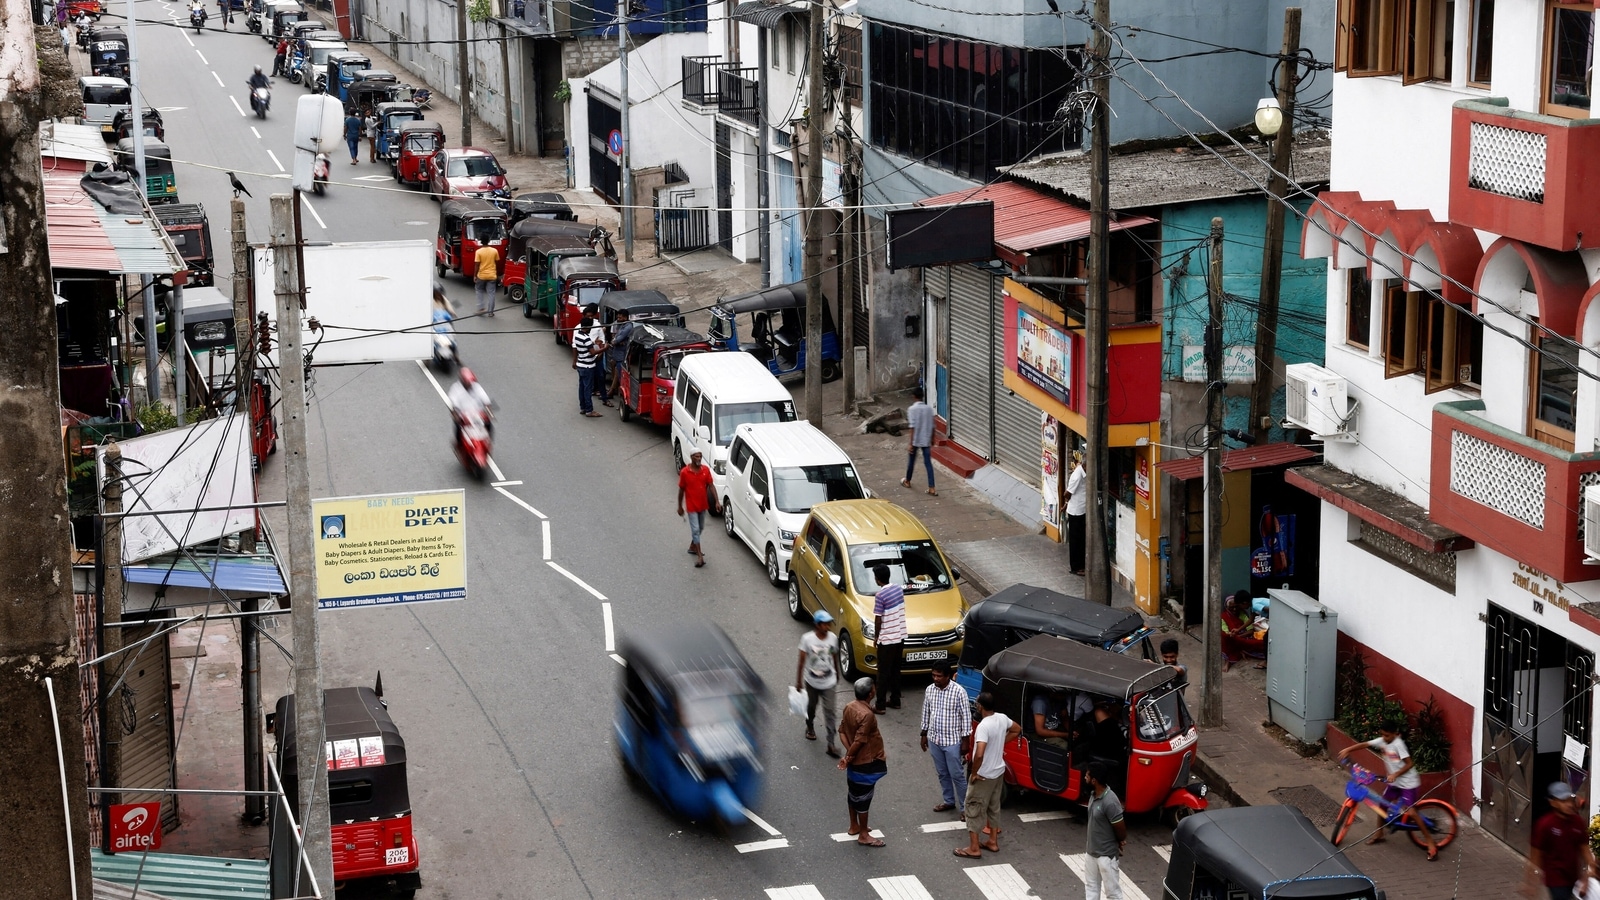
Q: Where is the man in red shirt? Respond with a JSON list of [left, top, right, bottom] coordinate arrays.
[[676, 450, 720, 568], [1529, 782, 1595, 900]]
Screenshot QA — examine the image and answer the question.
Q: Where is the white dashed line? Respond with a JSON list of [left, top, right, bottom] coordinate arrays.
[[1017, 811, 1072, 823], [298, 193, 326, 229], [182, 31, 193, 46], [546, 561, 606, 600], [741, 807, 783, 837], [870, 876, 936, 900], [918, 821, 967, 833], [266, 149, 284, 172], [229, 95, 246, 117], [765, 886, 823, 899], [494, 486, 546, 520], [250, 126, 261, 139], [830, 830, 884, 842], [541, 519, 550, 560], [487, 454, 505, 482], [212, 71, 225, 87], [601, 602, 614, 652], [737, 839, 790, 854], [609, 653, 626, 666], [490, 480, 522, 486], [195, 49, 208, 64]]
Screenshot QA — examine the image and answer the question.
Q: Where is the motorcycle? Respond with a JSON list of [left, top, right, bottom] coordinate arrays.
[[453, 410, 491, 480], [431, 332, 457, 373], [249, 84, 270, 119], [312, 152, 329, 195], [189, 6, 206, 31]]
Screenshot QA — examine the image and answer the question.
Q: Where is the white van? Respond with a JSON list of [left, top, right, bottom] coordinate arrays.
[[722, 421, 868, 586], [671, 352, 797, 495], [79, 76, 131, 138]]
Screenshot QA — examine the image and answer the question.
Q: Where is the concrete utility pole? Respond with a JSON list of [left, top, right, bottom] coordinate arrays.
[[121, 0, 160, 404], [1083, 0, 1112, 605], [618, 0, 633, 261], [230, 197, 266, 822], [0, 8, 93, 891], [756, 27, 770, 289], [270, 193, 333, 892], [1249, 7, 1301, 443], [99, 444, 126, 849], [499, 21, 513, 153], [801, 0, 824, 423], [1201, 217, 1225, 728], [456, 0, 471, 145], [840, 159, 859, 410]]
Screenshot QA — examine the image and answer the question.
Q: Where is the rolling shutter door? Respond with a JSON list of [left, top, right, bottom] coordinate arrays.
[[945, 265, 994, 458], [116, 626, 179, 831]]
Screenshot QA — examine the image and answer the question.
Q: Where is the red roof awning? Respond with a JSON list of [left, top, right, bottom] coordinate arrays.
[[1155, 442, 1318, 482], [42, 159, 125, 272], [916, 181, 1156, 266]]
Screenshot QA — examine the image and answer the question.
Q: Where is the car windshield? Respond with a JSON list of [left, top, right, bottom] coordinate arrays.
[[466, 219, 505, 242], [656, 349, 690, 381], [575, 284, 610, 306], [85, 85, 130, 104], [847, 540, 952, 594], [771, 464, 865, 513], [405, 134, 437, 151], [714, 400, 797, 446], [1134, 686, 1193, 743], [447, 156, 502, 177]]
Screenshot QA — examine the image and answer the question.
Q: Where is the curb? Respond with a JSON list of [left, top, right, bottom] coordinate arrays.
[[1190, 752, 1248, 809]]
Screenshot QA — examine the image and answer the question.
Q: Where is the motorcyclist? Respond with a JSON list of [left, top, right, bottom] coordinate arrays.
[[247, 65, 270, 112], [189, 1, 207, 24], [447, 367, 492, 443]]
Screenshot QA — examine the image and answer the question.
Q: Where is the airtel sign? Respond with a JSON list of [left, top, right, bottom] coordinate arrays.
[[108, 802, 162, 852]]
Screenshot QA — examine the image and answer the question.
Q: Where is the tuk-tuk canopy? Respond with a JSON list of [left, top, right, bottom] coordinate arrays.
[[983, 633, 1176, 702], [278, 686, 407, 767], [511, 217, 592, 240], [620, 621, 762, 696], [400, 120, 444, 137], [332, 52, 370, 70], [1167, 807, 1379, 899], [716, 283, 806, 316], [632, 324, 708, 352], [959, 584, 1148, 669], [377, 101, 422, 123], [510, 191, 577, 223], [276, 687, 412, 822], [553, 255, 620, 280], [115, 137, 171, 160], [439, 197, 507, 223], [599, 290, 677, 320], [524, 234, 594, 259]]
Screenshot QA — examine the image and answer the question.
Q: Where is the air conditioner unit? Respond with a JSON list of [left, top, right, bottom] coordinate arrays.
[[1284, 362, 1355, 439], [1584, 484, 1600, 563]]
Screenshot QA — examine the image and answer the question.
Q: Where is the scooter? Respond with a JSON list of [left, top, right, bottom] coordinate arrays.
[[431, 332, 457, 373], [189, 6, 206, 31], [453, 410, 491, 480], [312, 152, 329, 195], [250, 84, 270, 119]]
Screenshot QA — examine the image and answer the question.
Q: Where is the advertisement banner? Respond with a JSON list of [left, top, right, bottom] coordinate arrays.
[[108, 802, 162, 852], [312, 490, 466, 609], [1041, 413, 1062, 530], [1008, 294, 1072, 407]]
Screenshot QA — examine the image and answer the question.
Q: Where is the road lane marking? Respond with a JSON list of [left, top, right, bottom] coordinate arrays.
[[870, 876, 935, 900], [1060, 853, 1150, 900], [212, 71, 225, 87], [250, 125, 261, 139], [601, 601, 614, 651], [299, 193, 326, 229], [830, 829, 883, 842], [609, 653, 626, 666], [541, 520, 551, 560], [490, 480, 522, 486], [353, 174, 392, 181], [487, 454, 505, 481], [182, 30, 193, 46], [1153, 844, 1171, 862], [764, 886, 821, 899], [546, 561, 605, 600], [741, 806, 782, 837], [737, 839, 789, 854], [266, 149, 284, 172], [195, 49, 208, 64], [229, 95, 246, 117], [495, 487, 546, 520], [1017, 811, 1071, 823], [964, 864, 1039, 900], [918, 820, 966, 833]]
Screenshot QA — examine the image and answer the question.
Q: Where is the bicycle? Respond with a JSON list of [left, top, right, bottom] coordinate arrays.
[[1330, 758, 1459, 854]]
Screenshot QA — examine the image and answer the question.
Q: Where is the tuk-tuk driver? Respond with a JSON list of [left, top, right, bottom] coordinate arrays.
[[1030, 690, 1072, 749]]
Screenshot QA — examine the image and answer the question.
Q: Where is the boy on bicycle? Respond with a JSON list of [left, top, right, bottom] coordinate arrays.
[[1337, 717, 1439, 861]]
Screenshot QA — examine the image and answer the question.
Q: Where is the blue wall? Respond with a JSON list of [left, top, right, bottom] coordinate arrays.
[[575, 0, 706, 35], [1161, 195, 1325, 439]]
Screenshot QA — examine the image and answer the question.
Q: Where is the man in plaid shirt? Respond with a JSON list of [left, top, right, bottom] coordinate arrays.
[[920, 659, 972, 814]]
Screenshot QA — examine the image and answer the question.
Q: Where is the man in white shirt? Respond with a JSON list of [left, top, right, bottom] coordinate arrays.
[[955, 691, 1019, 858], [1065, 451, 1087, 575], [795, 609, 842, 757], [446, 368, 492, 442]]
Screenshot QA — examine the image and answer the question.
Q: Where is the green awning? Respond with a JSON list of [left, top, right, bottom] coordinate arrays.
[[91, 850, 269, 900]]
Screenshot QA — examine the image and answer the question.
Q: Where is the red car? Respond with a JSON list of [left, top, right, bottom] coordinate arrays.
[[427, 147, 510, 207]]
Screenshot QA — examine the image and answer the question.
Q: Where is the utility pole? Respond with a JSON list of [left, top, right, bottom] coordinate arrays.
[[456, 0, 471, 145], [1201, 217, 1225, 728], [122, 0, 159, 404], [500, 21, 514, 153], [1083, 0, 1112, 605], [230, 197, 266, 822], [0, 12, 93, 890], [801, 0, 824, 423], [99, 444, 125, 849], [173, 281, 186, 417], [756, 27, 770, 289], [840, 158, 859, 411], [270, 193, 333, 892], [1249, 6, 1301, 443], [618, 0, 633, 262]]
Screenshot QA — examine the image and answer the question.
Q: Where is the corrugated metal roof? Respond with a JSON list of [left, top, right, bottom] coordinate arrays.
[[734, 0, 805, 27], [95, 878, 178, 900], [90, 850, 270, 900], [124, 553, 288, 595], [41, 121, 114, 165], [1155, 442, 1318, 482], [1002, 130, 1332, 211], [916, 181, 1156, 255], [40, 157, 183, 275]]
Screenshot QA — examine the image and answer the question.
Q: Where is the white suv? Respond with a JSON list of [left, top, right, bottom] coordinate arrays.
[[722, 421, 868, 586]]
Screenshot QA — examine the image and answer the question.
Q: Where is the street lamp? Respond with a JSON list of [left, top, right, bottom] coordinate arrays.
[[1254, 97, 1283, 137]]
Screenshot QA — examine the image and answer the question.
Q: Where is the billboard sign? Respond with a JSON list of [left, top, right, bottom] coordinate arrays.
[[312, 490, 466, 609], [885, 201, 994, 271], [109, 802, 162, 852], [1007, 293, 1073, 408], [253, 241, 434, 365], [107, 413, 256, 563]]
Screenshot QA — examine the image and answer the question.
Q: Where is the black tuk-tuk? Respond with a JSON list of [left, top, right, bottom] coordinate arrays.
[[269, 3, 307, 40], [508, 191, 578, 227], [376, 100, 423, 161], [709, 283, 843, 382], [598, 289, 683, 329], [111, 107, 163, 142], [155, 203, 213, 286], [436, 198, 508, 279], [273, 686, 421, 896], [114, 138, 178, 203], [89, 30, 129, 79], [956, 583, 1155, 697], [1165, 806, 1383, 900], [347, 70, 401, 110]]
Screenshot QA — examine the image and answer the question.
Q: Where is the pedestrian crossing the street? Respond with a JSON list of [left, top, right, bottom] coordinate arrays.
[[765, 854, 1164, 899]]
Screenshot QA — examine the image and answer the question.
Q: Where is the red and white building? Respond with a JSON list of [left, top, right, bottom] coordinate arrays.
[[1294, 0, 1600, 852]]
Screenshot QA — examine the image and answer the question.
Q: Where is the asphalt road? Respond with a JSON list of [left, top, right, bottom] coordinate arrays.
[[127, 12, 1193, 897]]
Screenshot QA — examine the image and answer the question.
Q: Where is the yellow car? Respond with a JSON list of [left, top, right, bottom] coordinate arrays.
[[785, 499, 967, 678]]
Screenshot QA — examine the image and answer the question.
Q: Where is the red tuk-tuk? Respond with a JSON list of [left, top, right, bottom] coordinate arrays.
[[551, 255, 623, 345], [273, 685, 421, 896], [502, 218, 593, 305], [617, 324, 711, 425], [436, 198, 507, 280], [250, 373, 278, 469], [395, 120, 444, 186], [983, 634, 1208, 821]]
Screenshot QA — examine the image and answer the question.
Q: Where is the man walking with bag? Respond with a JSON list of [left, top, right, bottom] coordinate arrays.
[[676, 450, 719, 566], [796, 610, 842, 758]]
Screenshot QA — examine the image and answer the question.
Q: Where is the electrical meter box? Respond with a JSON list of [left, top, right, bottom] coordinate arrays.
[[1264, 588, 1338, 743]]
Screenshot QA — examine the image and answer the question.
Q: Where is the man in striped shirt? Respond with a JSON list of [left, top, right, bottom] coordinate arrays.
[[872, 565, 908, 714], [571, 308, 604, 417]]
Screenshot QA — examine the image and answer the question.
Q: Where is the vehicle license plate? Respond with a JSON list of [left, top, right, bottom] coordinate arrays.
[[384, 847, 409, 866], [906, 650, 947, 662]]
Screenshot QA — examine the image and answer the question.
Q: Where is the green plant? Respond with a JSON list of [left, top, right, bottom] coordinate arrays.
[[467, 0, 493, 23], [1334, 652, 1406, 740], [136, 402, 180, 434], [553, 79, 571, 103], [1408, 695, 1452, 773]]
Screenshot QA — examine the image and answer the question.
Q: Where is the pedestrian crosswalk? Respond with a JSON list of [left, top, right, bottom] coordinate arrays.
[[766, 854, 1165, 899]]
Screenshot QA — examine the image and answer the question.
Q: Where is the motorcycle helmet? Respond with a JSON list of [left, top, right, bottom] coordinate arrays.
[[254, 65, 263, 74], [458, 367, 476, 387]]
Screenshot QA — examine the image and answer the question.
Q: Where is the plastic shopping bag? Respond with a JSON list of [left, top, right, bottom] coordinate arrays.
[[1576, 878, 1600, 900], [787, 686, 808, 718]]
